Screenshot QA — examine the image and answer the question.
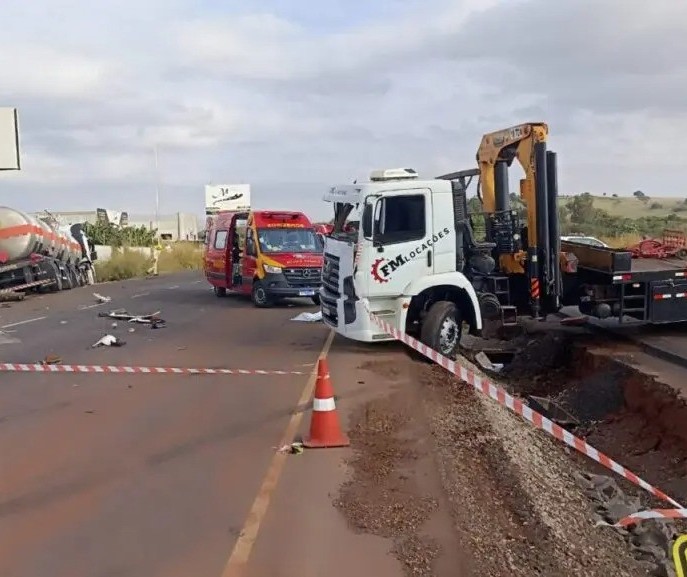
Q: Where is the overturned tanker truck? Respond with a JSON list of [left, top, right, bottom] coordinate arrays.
[[0, 206, 97, 294]]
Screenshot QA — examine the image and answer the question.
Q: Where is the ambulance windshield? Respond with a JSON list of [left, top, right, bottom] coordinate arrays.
[[257, 228, 320, 253]]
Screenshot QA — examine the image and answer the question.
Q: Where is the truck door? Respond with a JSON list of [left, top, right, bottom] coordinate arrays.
[[366, 188, 433, 298]]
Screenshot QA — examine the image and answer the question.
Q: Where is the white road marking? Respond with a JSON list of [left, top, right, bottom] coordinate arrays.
[[0, 330, 20, 344], [131, 292, 150, 299], [1, 316, 47, 329], [167, 285, 180, 290]]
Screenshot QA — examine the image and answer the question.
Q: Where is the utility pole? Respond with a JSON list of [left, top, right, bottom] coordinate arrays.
[[153, 144, 161, 236]]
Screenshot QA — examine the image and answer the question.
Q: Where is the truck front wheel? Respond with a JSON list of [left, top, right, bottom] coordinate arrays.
[[420, 301, 463, 358], [251, 281, 273, 308]]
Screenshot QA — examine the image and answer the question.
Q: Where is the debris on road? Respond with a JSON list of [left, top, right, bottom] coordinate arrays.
[[41, 354, 62, 365], [98, 309, 166, 327], [276, 442, 304, 454], [91, 334, 125, 348], [0, 330, 20, 345], [93, 292, 111, 303], [0, 291, 25, 302], [291, 311, 322, 322]]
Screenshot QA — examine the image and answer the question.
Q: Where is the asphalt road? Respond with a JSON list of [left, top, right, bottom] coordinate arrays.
[[0, 272, 338, 577]]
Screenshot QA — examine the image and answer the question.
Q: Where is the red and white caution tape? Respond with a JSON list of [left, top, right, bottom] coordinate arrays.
[[0, 363, 304, 376], [365, 306, 685, 526]]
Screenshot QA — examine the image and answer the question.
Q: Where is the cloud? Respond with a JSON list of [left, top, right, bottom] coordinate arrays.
[[0, 0, 684, 223]]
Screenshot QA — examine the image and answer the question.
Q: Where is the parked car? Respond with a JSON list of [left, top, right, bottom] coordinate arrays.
[[561, 235, 609, 248]]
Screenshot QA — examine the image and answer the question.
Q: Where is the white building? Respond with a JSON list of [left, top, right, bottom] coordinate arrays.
[[128, 213, 201, 242], [31, 210, 201, 242]]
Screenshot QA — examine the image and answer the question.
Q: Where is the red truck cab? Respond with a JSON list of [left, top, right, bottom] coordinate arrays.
[[204, 210, 324, 307]]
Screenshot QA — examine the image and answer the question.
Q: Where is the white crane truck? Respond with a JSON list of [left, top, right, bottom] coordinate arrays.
[[320, 123, 687, 356]]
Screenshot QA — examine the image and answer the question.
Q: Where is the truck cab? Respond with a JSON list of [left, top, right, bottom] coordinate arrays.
[[204, 210, 323, 307], [320, 168, 484, 356]]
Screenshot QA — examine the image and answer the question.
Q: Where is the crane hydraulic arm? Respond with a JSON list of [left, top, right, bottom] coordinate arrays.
[[475, 122, 561, 318]]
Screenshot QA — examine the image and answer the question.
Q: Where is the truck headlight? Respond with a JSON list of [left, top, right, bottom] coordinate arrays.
[[263, 264, 282, 274]]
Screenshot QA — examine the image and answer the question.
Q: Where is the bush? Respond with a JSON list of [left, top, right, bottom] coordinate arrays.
[[649, 202, 663, 210], [158, 242, 204, 273], [95, 248, 152, 281]]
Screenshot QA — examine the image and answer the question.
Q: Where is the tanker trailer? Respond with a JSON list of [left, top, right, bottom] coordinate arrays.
[[0, 207, 96, 295]]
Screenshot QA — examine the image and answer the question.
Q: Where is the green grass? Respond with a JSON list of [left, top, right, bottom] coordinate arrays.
[[94, 242, 205, 282], [95, 248, 152, 282], [561, 195, 687, 219]]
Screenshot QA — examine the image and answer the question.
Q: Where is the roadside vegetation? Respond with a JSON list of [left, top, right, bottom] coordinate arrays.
[[94, 242, 204, 282], [558, 192, 687, 242], [469, 192, 687, 249]]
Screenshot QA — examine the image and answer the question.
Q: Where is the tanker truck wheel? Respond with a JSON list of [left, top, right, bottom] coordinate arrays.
[[63, 266, 75, 290], [420, 301, 463, 358], [46, 262, 63, 292]]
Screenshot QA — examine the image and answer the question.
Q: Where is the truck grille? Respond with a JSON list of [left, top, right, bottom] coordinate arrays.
[[321, 253, 340, 325], [283, 267, 322, 288]]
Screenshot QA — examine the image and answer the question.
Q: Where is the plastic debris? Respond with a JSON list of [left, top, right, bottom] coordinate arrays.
[[277, 442, 304, 454], [92, 334, 126, 348], [291, 311, 322, 322], [93, 292, 111, 303]]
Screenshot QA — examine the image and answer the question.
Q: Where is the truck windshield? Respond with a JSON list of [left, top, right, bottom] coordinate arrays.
[[330, 202, 360, 242], [257, 228, 320, 253]]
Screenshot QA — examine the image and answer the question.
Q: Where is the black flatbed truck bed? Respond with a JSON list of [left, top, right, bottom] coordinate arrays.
[[561, 239, 687, 280], [561, 240, 687, 324]]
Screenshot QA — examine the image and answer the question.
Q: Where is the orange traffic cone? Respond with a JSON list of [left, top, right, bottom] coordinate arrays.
[[303, 358, 350, 448]]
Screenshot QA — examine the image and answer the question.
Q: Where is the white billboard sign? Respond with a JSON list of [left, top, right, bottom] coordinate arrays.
[[205, 184, 251, 215], [0, 108, 20, 171]]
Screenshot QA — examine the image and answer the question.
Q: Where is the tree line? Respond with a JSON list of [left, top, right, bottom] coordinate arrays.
[[83, 221, 158, 247]]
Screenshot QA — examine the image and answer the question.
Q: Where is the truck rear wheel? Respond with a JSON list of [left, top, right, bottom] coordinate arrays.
[[420, 301, 463, 358]]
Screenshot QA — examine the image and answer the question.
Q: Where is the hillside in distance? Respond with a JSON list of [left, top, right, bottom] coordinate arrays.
[[559, 194, 687, 219]]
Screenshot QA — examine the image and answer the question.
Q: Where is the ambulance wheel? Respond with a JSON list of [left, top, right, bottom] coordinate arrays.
[[251, 281, 273, 308], [214, 286, 227, 297], [420, 301, 462, 358]]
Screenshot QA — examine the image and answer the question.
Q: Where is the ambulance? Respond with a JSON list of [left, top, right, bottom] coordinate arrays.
[[204, 210, 324, 307]]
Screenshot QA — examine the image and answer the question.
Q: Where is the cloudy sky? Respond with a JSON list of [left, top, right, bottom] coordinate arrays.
[[0, 0, 685, 222]]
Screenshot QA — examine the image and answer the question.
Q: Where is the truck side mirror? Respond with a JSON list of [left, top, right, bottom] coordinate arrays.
[[362, 204, 373, 238]]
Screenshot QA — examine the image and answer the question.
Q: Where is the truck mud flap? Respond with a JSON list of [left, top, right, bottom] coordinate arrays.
[[649, 280, 687, 323]]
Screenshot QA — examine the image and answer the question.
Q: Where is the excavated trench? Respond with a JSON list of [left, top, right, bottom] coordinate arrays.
[[463, 328, 687, 507], [455, 328, 687, 574]]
